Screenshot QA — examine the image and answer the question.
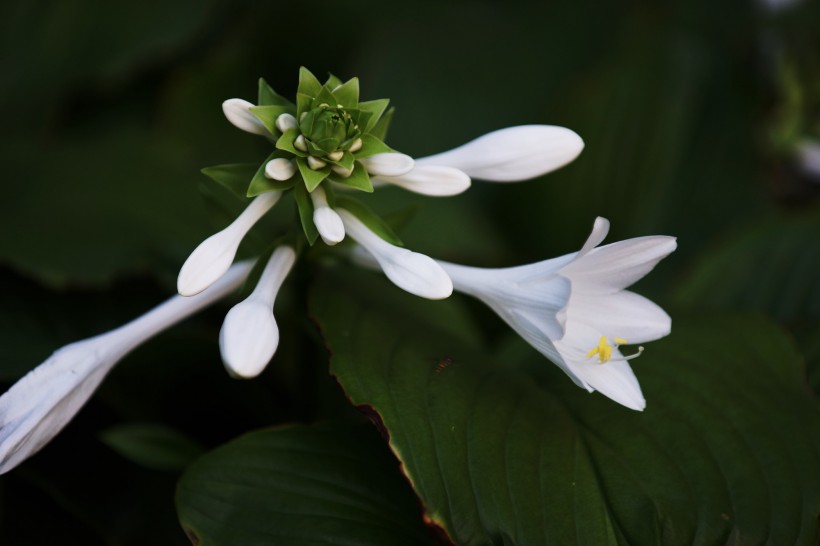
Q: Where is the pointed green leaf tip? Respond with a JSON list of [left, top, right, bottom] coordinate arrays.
[[297, 67, 323, 99]]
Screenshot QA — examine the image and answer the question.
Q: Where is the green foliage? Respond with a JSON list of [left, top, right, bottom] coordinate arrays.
[[100, 422, 205, 472], [311, 272, 820, 546], [177, 423, 437, 546]]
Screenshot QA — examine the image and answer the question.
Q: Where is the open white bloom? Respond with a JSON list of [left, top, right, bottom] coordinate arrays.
[[371, 165, 472, 196], [178, 192, 281, 296], [220, 247, 296, 378], [416, 125, 584, 182], [338, 209, 453, 300], [437, 217, 676, 411], [0, 262, 254, 474]]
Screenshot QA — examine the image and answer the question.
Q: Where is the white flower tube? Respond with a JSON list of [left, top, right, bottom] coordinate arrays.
[[222, 98, 268, 135], [797, 139, 820, 181], [372, 165, 471, 196], [309, 187, 345, 245], [0, 262, 254, 474], [219, 247, 296, 378], [178, 192, 281, 297], [359, 153, 415, 177], [416, 125, 584, 182], [338, 209, 453, 300], [438, 217, 676, 411]]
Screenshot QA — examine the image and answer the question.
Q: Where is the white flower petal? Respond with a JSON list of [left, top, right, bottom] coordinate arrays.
[[219, 247, 295, 378], [222, 98, 268, 135], [564, 290, 672, 344], [797, 139, 820, 180], [0, 262, 253, 474], [416, 125, 584, 182], [314, 207, 345, 245], [374, 165, 471, 196], [359, 153, 415, 177], [561, 236, 677, 293], [556, 322, 645, 410], [339, 209, 452, 300], [178, 192, 281, 296]]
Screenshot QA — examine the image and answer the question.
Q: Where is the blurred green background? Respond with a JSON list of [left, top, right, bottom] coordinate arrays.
[[1, 0, 819, 544]]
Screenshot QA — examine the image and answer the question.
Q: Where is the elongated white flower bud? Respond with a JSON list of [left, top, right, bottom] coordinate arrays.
[[338, 209, 452, 300], [416, 125, 584, 182], [0, 262, 254, 474], [219, 247, 296, 378], [374, 165, 471, 196], [222, 98, 268, 135], [178, 192, 281, 297], [359, 153, 415, 177], [309, 187, 345, 245]]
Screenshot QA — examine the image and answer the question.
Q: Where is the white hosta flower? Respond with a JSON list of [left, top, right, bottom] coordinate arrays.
[[0, 262, 254, 474], [438, 217, 676, 411], [178, 192, 281, 297], [372, 165, 471, 196], [416, 125, 584, 182], [222, 98, 268, 135], [220, 247, 296, 378], [309, 187, 345, 245], [338, 209, 453, 300]]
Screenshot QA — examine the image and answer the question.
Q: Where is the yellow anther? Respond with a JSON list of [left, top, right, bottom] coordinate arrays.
[[585, 336, 643, 364]]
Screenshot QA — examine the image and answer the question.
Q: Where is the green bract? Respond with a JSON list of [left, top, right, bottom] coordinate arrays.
[[202, 67, 397, 244]]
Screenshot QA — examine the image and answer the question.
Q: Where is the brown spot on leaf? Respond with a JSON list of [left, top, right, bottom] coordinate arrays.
[[183, 527, 200, 546], [356, 404, 390, 443]]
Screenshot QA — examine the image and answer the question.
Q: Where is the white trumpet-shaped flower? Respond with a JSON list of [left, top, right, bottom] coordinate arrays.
[[0, 262, 254, 474], [338, 209, 453, 300], [309, 187, 345, 245], [219, 247, 296, 378], [416, 125, 584, 182], [437, 217, 676, 411], [178, 192, 281, 296], [222, 98, 269, 135]]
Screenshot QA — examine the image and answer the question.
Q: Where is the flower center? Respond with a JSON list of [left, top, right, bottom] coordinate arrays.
[[585, 336, 644, 364]]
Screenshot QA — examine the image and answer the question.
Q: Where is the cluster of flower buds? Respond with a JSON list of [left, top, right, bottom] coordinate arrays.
[[0, 68, 674, 474]]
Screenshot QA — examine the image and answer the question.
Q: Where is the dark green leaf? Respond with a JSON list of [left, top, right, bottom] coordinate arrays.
[[100, 422, 204, 472], [358, 99, 390, 133], [295, 156, 331, 192], [334, 196, 401, 245], [312, 274, 820, 546], [296, 66, 322, 98], [331, 77, 359, 108], [673, 207, 820, 321], [201, 163, 258, 200], [331, 161, 373, 193], [354, 134, 393, 159], [176, 423, 437, 546], [369, 106, 395, 141], [293, 182, 319, 245], [275, 128, 307, 157]]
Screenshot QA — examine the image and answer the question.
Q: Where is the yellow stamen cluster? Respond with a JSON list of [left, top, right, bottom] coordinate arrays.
[[586, 336, 638, 364]]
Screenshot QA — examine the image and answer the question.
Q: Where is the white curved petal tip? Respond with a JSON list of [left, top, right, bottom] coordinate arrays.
[[219, 301, 280, 379], [313, 207, 346, 245], [222, 98, 268, 135], [381, 250, 454, 300]]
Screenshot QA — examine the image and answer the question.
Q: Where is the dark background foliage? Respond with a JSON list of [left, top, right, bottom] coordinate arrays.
[[1, 0, 818, 544]]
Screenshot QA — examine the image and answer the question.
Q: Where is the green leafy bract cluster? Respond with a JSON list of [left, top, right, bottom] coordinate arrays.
[[201, 67, 399, 246]]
